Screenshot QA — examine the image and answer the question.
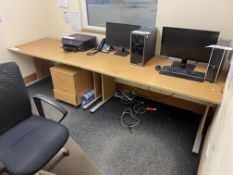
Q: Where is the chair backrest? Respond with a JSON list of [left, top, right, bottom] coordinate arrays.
[[0, 62, 32, 134]]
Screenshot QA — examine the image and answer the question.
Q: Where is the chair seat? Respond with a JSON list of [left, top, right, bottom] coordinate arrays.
[[0, 115, 69, 175]]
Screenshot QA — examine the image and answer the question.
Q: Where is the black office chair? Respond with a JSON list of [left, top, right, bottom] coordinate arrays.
[[0, 62, 69, 175]]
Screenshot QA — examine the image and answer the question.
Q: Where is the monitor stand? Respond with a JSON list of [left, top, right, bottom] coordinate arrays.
[[114, 48, 129, 57], [171, 58, 195, 70]]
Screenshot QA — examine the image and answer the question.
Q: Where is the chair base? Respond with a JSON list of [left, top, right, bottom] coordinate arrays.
[[35, 170, 57, 175], [59, 147, 69, 156], [42, 147, 69, 172]]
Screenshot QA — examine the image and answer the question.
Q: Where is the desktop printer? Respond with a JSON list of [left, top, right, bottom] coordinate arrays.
[[62, 34, 97, 52]]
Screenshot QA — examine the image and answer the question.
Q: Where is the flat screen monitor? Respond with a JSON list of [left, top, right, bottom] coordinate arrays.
[[106, 22, 141, 56], [161, 27, 220, 64]]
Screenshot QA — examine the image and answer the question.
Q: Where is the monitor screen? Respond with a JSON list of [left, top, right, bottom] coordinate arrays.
[[161, 27, 220, 63], [106, 22, 141, 49]]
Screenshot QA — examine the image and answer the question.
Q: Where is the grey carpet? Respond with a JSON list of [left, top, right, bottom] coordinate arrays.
[[28, 77, 200, 175]]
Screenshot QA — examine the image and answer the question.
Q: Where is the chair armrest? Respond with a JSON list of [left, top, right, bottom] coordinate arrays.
[[33, 94, 68, 123]]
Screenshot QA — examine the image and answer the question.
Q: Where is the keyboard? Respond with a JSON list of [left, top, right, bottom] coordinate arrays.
[[159, 66, 205, 82]]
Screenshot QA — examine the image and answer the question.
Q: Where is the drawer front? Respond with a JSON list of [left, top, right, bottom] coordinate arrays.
[[53, 90, 79, 106], [51, 71, 76, 94]]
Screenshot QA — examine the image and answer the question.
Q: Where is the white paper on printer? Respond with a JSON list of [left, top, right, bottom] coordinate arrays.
[[63, 36, 75, 40]]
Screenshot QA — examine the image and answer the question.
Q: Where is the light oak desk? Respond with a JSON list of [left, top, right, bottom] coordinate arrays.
[[9, 38, 224, 154]]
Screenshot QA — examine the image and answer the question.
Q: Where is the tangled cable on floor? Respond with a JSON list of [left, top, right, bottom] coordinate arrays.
[[121, 102, 146, 128], [115, 90, 147, 128], [115, 90, 136, 104]]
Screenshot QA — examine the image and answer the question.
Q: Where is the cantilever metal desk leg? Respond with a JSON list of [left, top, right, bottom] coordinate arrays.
[[192, 105, 210, 154], [90, 96, 112, 113], [82, 96, 102, 110]]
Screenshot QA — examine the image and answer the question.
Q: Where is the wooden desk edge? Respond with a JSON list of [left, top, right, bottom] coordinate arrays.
[[8, 39, 224, 106]]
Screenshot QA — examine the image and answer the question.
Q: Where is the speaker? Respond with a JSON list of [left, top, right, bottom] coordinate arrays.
[[205, 48, 225, 83], [130, 28, 156, 66]]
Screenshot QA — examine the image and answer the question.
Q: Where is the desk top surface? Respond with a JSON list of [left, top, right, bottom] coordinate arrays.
[[10, 38, 225, 105]]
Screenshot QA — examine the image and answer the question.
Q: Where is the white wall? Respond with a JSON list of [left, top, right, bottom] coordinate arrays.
[[199, 57, 233, 175], [0, 0, 50, 76], [42, 1, 79, 38], [156, 0, 233, 54], [44, 0, 104, 41]]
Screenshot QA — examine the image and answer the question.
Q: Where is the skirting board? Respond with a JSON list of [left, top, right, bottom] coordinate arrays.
[[23, 72, 37, 85], [23, 72, 50, 87]]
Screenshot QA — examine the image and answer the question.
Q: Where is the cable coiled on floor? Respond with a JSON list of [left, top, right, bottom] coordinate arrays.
[[115, 90, 148, 128], [115, 90, 136, 104], [121, 102, 146, 128]]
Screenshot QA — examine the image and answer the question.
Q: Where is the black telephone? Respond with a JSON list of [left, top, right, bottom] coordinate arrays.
[[97, 38, 111, 53], [86, 38, 111, 56]]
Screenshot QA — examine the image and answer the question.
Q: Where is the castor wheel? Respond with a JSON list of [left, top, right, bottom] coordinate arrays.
[[62, 149, 69, 156]]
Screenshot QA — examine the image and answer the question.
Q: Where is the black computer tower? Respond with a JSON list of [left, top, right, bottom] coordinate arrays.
[[130, 28, 156, 66], [205, 48, 225, 83]]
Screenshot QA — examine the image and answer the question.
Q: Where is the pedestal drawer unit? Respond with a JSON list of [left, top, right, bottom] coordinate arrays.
[[50, 64, 93, 106]]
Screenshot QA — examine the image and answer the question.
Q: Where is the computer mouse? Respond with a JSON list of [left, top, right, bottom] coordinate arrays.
[[155, 65, 161, 71]]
